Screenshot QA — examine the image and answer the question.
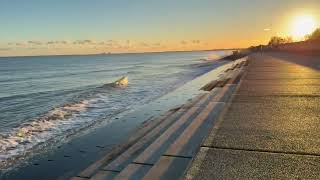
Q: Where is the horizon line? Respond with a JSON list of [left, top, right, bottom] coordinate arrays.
[[0, 48, 242, 58]]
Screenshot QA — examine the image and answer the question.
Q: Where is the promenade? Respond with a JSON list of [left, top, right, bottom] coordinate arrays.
[[73, 52, 320, 179], [185, 52, 320, 179]]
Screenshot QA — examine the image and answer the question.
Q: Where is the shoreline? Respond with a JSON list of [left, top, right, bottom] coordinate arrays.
[[0, 49, 238, 58], [71, 57, 248, 179], [1, 53, 235, 179]]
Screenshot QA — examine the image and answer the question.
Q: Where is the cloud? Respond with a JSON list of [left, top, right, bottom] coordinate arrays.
[[105, 40, 122, 48], [73, 39, 95, 45], [28, 47, 38, 50], [7, 40, 70, 47], [152, 42, 161, 47], [6, 42, 28, 47], [0, 48, 11, 51], [192, 40, 201, 44], [139, 42, 150, 47], [16, 42, 26, 46], [83, 40, 94, 44], [180, 40, 188, 45], [2, 39, 174, 53], [28, 41, 42, 45], [47, 40, 69, 45], [60, 41, 68, 44], [264, 28, 271, 31], [47, 41, 56, 45]]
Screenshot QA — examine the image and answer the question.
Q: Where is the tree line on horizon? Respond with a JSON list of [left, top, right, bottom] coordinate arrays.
[[268, 27, 320, 47], [249, 27, 320, 51]]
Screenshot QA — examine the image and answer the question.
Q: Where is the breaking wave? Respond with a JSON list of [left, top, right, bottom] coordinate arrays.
[[0, 78, 132, 169], [0, 99, 91, 167]]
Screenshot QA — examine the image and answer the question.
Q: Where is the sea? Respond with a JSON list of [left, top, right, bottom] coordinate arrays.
[[0, 50, 231, 175]]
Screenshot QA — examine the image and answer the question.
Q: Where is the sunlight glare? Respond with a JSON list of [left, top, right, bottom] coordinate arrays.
[[291, 15, 317, 40]]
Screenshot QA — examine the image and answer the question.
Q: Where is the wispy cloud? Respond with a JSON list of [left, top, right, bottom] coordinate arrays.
[[139, 42, 150, 47], [192, 40, 201, 44], [15, 42, 27, 46], [47, 40, 68, 45], [0, 48, 12, 51], [263, 28, 271, 31], [180, 40, 188, 45], [28, 41, 42, 45], [152, 42, 161, 47], [1, 38, 212, 56], [7, 42, 27, 46], [73, 39, 96, 45]]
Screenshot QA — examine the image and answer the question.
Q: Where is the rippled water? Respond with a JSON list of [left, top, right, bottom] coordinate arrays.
[[0, 50, 231, 168]]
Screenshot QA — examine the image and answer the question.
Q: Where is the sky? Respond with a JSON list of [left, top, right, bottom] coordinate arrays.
[[0, 0, 320, 56]]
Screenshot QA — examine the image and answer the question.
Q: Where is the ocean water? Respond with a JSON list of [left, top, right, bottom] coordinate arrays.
[[0, 50, 231, 169]]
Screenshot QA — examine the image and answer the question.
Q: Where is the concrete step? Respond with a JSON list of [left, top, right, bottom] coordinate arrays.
[[77, 110, 177, 178], [114, 83, 240, 179], [201, 67, 240, 91], [114, 164, 152, 180], [90, 170, 119, 180], [142, 156, 191, 180], [112, 89, 223, 179], [86, 94, 205, 180], [102, 110, 185, 172], [132, 91, 220, 165], [140, 84, 238, 179], [164, 102, 225, 157]]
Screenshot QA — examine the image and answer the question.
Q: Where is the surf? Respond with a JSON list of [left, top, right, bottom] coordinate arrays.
[[101, 76, 129, 88], [0, 76, 129, 168], [0, 100, 91, 166]]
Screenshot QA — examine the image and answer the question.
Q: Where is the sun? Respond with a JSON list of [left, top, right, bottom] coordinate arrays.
[[290, 15, 317, 40]]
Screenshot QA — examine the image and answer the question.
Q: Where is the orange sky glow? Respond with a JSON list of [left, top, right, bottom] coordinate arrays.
[[0, 1, 319, 56]]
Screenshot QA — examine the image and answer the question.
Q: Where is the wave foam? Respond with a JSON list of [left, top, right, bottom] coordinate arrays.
[[0, 100, 90, 167]]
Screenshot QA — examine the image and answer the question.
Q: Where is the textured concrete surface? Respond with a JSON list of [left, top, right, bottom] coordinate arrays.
[[186, 52, 320, 179], [133, 86, 230, 165], [103, 109, 186, 172], [165, 102, 224, 157], [90, 171, 119, 180], [185, 147, 320, 180], [236, 84, 320, 95], [143, 156, 191, 180], [114, 164, 151, 180], [203, 96, 320, 154]]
